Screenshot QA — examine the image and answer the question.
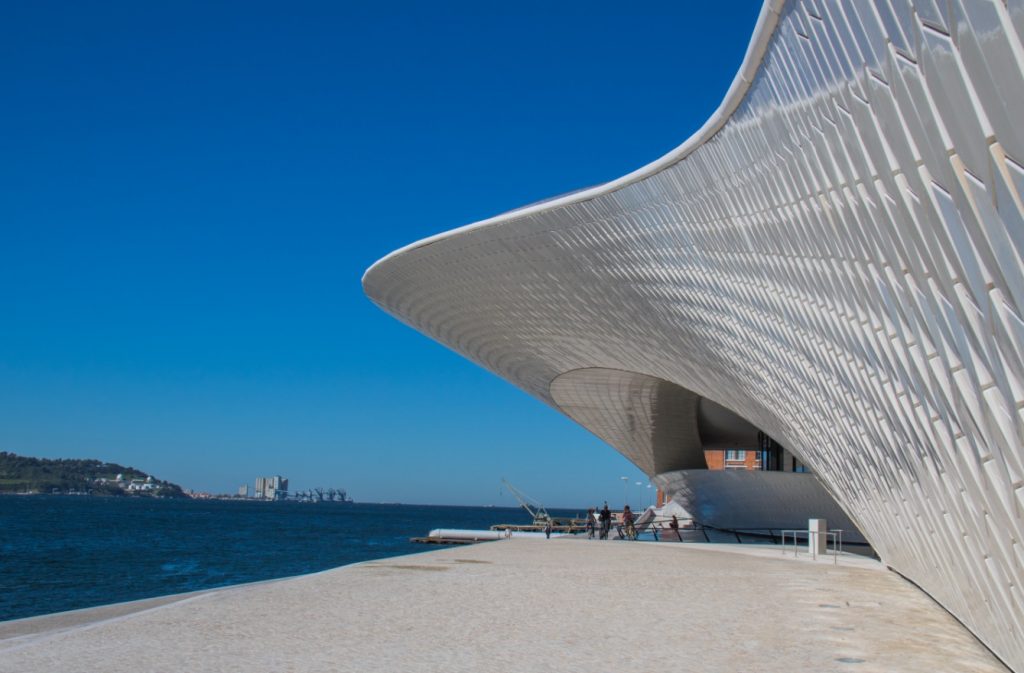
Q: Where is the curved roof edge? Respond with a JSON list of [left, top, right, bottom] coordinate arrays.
[[363, 0, 785, 285]]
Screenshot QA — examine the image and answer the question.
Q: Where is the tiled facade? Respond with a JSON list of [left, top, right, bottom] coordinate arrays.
[[365, 1, 1024, 668]]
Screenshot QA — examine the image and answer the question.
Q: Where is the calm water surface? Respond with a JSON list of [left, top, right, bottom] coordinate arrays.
[[0, 495, 579, 621]]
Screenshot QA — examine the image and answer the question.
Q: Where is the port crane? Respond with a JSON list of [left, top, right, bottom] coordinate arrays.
[[291, 488, 351, 503], [501, 478, 551, 526]]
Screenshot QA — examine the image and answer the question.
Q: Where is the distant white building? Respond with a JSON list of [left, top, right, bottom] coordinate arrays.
[[237, 484, 249, 497], [127, 475, 155, 492], [254, 475, 287, 500]]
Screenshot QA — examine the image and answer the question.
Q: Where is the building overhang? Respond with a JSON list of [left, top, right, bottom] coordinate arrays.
[[363, 2, 1024, 669]]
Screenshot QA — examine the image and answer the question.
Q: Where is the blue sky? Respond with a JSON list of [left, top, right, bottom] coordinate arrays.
[[1, 1, 762, 507]]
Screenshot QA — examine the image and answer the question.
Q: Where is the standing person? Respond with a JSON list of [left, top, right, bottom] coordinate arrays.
[[669, 514, 681, 542], [599, 502, 612, 540], [544, 519, 553, 539], [622, 505, 635, 540], [585, 508, 596, 539]]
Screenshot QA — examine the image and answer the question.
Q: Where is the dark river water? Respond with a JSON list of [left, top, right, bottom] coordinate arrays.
[[0, 495, 578, 621]]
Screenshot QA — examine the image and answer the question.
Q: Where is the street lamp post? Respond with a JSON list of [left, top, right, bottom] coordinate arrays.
[[635, 481, 644, 510], [620, 476, 629, 509]]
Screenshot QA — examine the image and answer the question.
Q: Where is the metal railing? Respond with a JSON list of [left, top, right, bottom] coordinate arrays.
[[573, 516, 857, 557], [780, 528, 844, 565], [610, 516, 704, 541]]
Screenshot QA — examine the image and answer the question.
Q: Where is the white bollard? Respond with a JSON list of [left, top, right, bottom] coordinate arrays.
[[808, 518, 827, 557]]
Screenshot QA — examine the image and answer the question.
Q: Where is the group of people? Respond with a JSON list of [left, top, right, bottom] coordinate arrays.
[[581, 504, 683, 541], [584, 502, 635, 540], [546, 506, 680, 540]]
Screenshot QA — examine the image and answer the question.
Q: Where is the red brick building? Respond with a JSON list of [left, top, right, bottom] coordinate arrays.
[[703, 449, 762, 470]]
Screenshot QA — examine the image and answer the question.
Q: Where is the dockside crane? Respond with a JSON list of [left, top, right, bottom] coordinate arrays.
[[500, 478, 551, 526]]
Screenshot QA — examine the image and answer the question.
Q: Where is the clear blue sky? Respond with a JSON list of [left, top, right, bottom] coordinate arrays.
[[1, 1, 763, 507]]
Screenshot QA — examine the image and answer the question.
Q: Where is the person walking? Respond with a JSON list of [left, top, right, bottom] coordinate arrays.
[[669, 514, 681, 541], [544, 519, 553, 539], [586, 508, 596, 539], [599, 502, 612, 540]]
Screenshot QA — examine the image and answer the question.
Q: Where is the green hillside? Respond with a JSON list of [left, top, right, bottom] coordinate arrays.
[[0, 451, 186, 497]]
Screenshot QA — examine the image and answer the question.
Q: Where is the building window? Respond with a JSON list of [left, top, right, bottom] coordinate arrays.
[[726, 449, 746, 461]]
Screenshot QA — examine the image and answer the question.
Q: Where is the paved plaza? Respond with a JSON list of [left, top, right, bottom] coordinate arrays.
[[0, 539, 1008, 672]]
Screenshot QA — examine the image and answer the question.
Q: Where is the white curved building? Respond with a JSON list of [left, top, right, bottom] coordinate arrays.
[[364, 1, 1024, 669]]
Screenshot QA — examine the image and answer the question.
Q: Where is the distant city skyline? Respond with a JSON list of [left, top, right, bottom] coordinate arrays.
[[0, 2, 762, 507]]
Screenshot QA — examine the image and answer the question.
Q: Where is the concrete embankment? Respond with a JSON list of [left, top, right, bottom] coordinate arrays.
[[0, 539, 1008, 672]]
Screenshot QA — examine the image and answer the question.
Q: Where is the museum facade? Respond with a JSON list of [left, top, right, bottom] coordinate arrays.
[[365, 1, 1024, 669]]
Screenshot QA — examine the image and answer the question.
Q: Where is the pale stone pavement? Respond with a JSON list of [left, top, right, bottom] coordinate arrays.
[[0, 539, 1009, 672]]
